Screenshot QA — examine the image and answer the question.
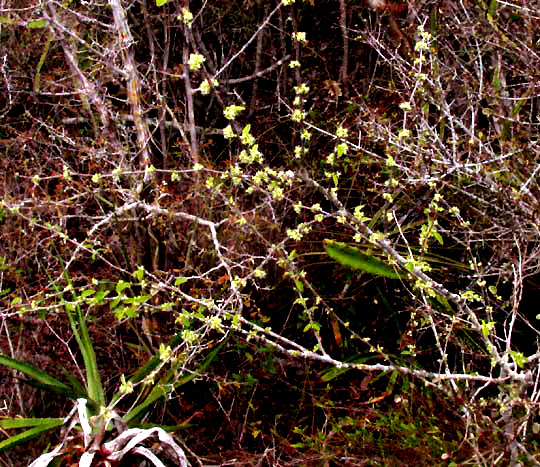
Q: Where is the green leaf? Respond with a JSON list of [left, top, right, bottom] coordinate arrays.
[[0, 419, 64, 453], [481, 320, 495, 339], [115, 280, 131, 294], [91, 289, 109, 305], [123, 295, 151, 305], [81, 289, 96, 299], [175, 277, 188, 287], [134, 265, 145, 282], [0, 355, 73, 395], [324, 240, 404, 279], [27, 19, 48, 29], [509, 351, 527, 369], [0, 418, 64, 429], [11, 296, 22, 306], [432, 230, 444, 245], [156, 0, 168, 6], [114, 306, 139, 320]]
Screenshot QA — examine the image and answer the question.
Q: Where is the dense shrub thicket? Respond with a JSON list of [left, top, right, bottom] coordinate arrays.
[[1, 0, 540, 465]]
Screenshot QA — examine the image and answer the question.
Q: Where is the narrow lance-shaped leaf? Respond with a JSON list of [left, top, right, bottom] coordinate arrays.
[[0, 418, 64, 453], [324, 240, 404, 279], [53, 249, 106, 409], [0, 354, 73, 396]]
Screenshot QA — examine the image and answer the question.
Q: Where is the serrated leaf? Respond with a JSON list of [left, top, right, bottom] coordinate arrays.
[[324, 240, 403, 279]]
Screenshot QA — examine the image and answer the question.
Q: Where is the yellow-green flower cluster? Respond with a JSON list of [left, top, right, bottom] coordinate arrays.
[[231, 276, 247, 289], [300, 129, 311, 141], [205, 176, 215, 190], [119, 374, 134, 394], [254, 268, 266, 279], [188, 53, 205, 72], [460, 289, 482, 302], [425, 192, 444, 215], [223, 124, 235, 139], [207, 316, 224, 332], [294, 145, 308, 159], [224, 105, 245, 120], [399, 101, 412, 112], [250, 167, 295, 201], [282, 0, 295, 5], [386, 155, 398, 167], [292, 31, 307, 43], [324, 170, 341, 187], [230, 164, 243, 185], [336, 126, 348, 138], [294, 83, 310, 95], [336, 142, 347, 157], [291, 109, 306, 122], [159, 344, 172, 361], [287, 222, 312, 241], [398, 128, 411, 139], [414, 26, 432, 52], [269, 183, 284, 200], [354, 205, 369, 222], [181, 329, 199, 345], [240, 124, 256, 146], [233, 124, 264, 164], [384, 178, 399, 188], [449, 206, 460, 216], [201, 78, 219, 95], [112, 167, 122, 182], [239, 145, 263, 164], [178, 8, 193, 27]]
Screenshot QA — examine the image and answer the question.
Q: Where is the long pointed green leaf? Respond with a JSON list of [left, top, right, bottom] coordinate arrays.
[[0, 417, 64, 429], [0, 419, 64, 453], [75, 304, 105, 408], [324, 240, 404, 279], [62, 369, 88, 398], [0, 355, 73, 394], [53, 249, 106, 410]]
